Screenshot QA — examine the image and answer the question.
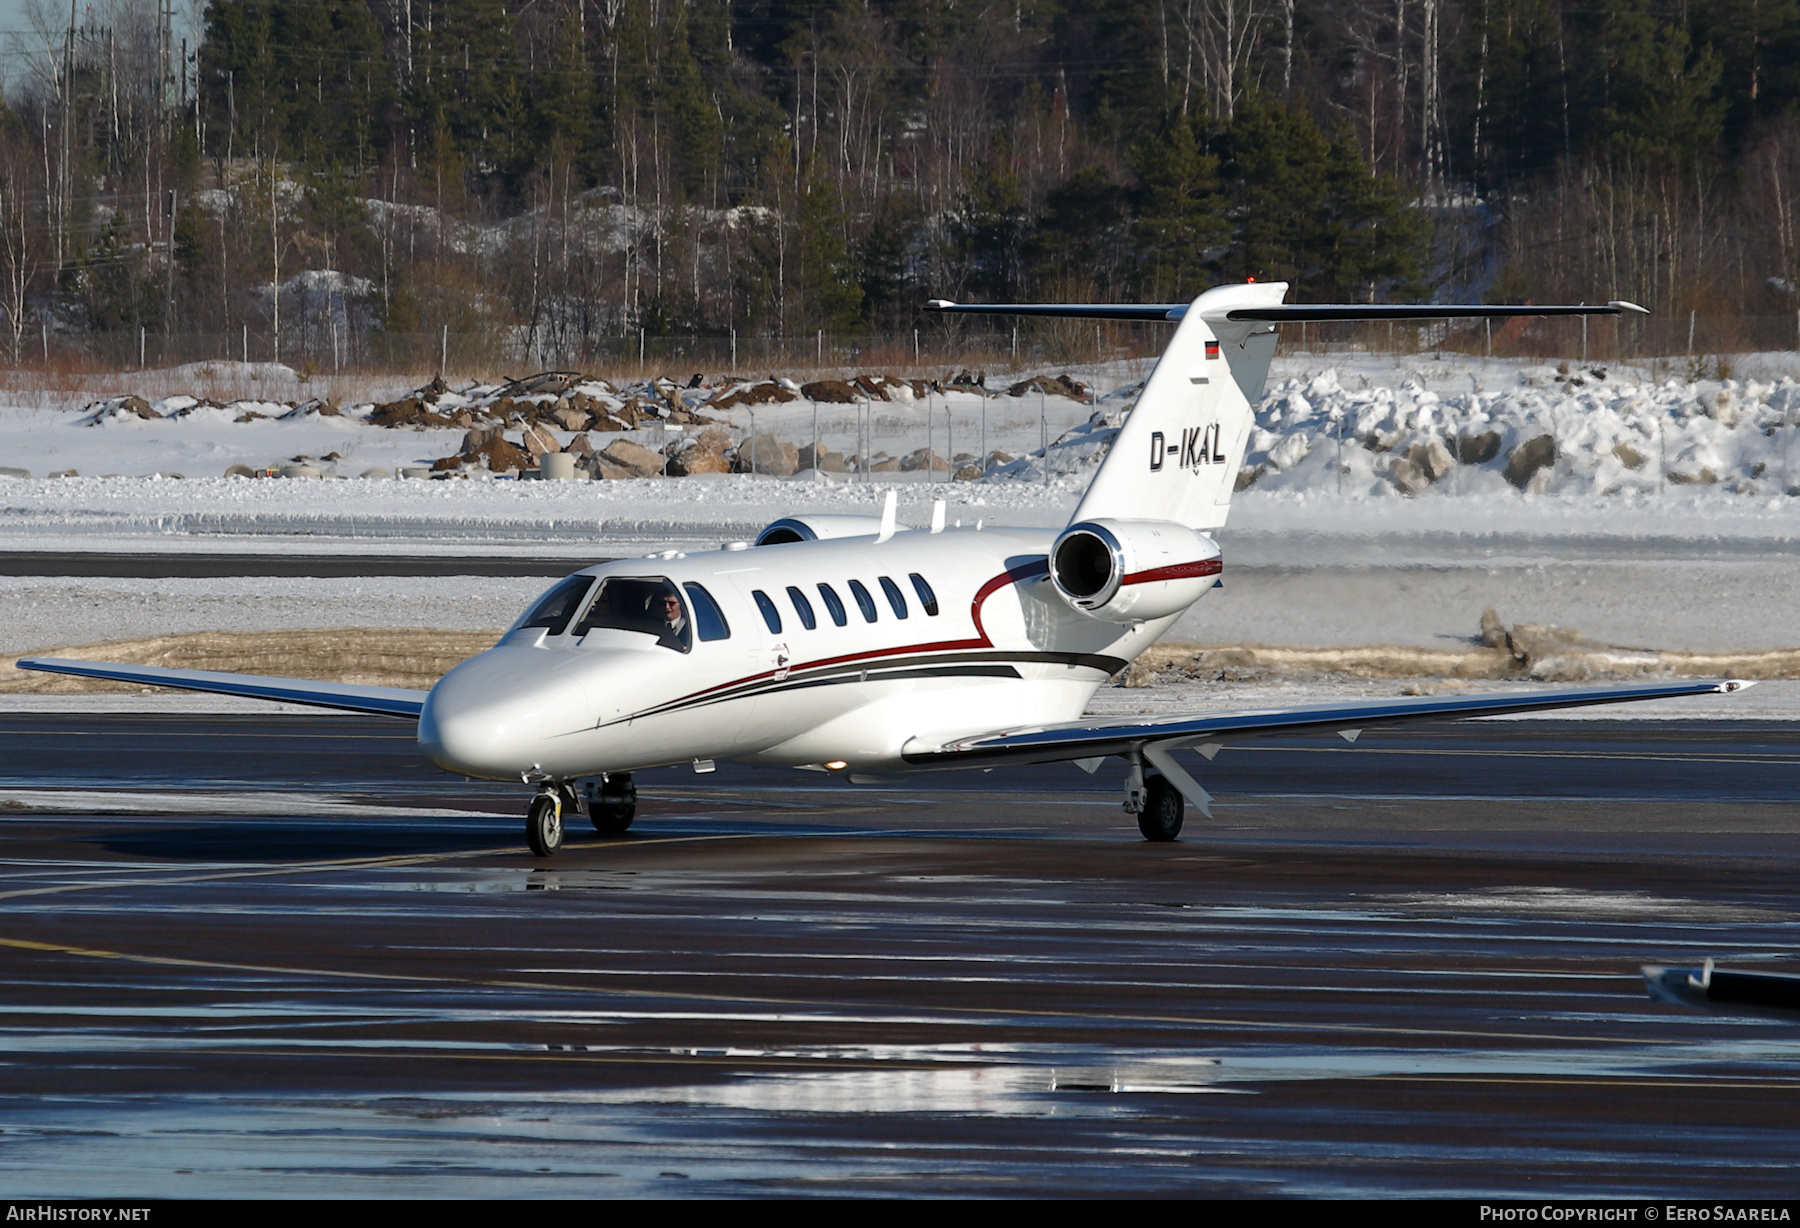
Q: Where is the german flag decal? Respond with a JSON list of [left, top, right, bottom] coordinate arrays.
[[1204, 340, 1220, 359]]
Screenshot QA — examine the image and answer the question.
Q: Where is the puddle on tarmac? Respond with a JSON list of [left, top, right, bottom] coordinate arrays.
[[1380, 886, 1794, 924], [8, 1035, 1800, 1196]]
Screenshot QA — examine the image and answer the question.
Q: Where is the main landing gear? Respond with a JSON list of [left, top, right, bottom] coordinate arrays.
[[1136, 776, 1184, 841], [1123, 755, 1184, 842], [526, 774, 637, 857], [585, 774, 636, 834]]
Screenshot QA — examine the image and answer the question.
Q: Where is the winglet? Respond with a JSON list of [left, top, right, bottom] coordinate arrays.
[[930, 500, 946, 534], [1608, 299, 1651, 315], [876, 490, 898, 543]]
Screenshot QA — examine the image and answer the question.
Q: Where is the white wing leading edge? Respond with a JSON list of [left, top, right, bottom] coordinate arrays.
[[15, 657, 428, 719], [900, 679, 1750, 769]]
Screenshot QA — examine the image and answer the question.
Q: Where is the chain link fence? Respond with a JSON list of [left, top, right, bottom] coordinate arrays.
[[7, 312, 1796, 380]]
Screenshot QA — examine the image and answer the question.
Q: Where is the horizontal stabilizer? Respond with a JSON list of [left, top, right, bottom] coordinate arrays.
[[1222, 300, 1649, 322], [923, 298, 1648, 323], [903, 679, 1746, 768], [15, 657, 427, 719]]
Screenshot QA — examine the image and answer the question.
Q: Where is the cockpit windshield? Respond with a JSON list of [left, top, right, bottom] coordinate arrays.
[[573, 576, 691, 652], [514, 575, 594, 636]]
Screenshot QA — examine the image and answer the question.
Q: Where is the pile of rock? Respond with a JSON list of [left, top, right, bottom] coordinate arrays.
[[1006, 373, 1091, 402], [1379, 430, 1555, 496]]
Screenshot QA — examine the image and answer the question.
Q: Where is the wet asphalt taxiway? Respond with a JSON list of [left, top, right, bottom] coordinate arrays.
[[2, 712, 1799, 1197]]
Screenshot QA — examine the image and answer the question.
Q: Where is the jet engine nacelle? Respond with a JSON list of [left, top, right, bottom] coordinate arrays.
[[756, 514, 906, 546], [1049, 518, 1221, 622]]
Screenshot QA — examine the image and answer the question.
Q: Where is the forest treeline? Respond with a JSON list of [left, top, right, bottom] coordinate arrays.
[[0, 0, 1797, 365]]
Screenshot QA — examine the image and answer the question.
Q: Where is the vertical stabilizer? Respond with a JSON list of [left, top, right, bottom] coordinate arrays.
[[1072, 282, 1287, 531]]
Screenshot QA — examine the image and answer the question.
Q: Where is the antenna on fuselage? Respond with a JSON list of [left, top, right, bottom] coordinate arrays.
[[876, 490, 898, 543]]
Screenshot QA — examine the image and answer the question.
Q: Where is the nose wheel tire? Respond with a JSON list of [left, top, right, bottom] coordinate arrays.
[[526, 794, 564, 857], [1136, 774, 1184, 842]]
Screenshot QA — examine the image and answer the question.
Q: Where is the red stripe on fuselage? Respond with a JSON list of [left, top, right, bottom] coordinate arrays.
[[1120, 557, 1223, 587]]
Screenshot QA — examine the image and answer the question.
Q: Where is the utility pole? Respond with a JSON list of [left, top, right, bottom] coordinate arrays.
[[164, 190, 176, 345], [57, 0, 73, 272], [270, 161, 281, 364], [158, 0, 175, 126]]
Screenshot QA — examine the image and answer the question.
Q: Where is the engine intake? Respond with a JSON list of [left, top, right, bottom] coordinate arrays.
[[755, 514, 898, 546], [1049, 518, 1221, 622]]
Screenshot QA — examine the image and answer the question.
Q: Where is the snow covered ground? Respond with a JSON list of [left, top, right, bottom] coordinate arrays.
[[0, 350, 1796, 719]]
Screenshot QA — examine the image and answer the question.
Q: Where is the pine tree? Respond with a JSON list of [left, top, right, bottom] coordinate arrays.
[[1024, 167, 1130, 299], [795, 159, 863, 332], [1130, 114, 1230, 300], [1315, 126, 1432, 301], [945, 154, 1027, 301], [1225, 97, 1332, 288]]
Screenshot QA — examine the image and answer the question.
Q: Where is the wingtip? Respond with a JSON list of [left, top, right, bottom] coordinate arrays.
[[923, 298, 955, 311], [1608, 299, 1651, 315], [1720, 679, 1758, 692]]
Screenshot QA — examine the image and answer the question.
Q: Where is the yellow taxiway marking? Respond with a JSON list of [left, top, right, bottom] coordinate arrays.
[[0, 831, 771, 903]]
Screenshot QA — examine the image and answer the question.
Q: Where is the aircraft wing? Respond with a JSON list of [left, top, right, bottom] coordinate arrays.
[[902, 679, 1748, 768], [923, 298, 1648, 323], [14, 657, 427, 719]]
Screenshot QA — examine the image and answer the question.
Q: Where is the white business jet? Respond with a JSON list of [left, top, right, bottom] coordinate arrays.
[[19, 282, 1745, 855]]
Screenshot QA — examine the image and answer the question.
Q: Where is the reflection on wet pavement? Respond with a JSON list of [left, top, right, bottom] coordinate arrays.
[[2, 714, 1800, 1196]]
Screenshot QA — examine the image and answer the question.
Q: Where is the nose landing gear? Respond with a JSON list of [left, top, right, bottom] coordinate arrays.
[[526, 775, 636, 856], [526, 789, 565, 857]]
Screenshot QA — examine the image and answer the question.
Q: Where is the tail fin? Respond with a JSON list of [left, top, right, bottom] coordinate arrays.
[[1074, 281, 1287, 531]]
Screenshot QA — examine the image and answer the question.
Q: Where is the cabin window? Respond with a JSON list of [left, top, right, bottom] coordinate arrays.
[[784, 586, 815, 630], [683, 582, 731, 641], [516, 575, 594, 636], [847, 579, 878, 623], [817, 583, 848, 627], [909, 573, 940, 616], [879, 575, 909, 619], [573, 576, 691, 652], [753, 589, 783, 634]]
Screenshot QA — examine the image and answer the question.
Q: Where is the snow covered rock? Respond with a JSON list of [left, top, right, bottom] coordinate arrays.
[[600, 439, 666, 478], [1503, 435, 1557, 489]]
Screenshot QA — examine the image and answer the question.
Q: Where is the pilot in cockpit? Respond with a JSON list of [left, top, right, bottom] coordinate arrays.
[[657, 591, 690, 651]]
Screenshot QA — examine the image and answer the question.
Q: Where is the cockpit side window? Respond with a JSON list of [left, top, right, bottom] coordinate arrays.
[[515, 575, 594, 635], [816, 583, 847, 627], [753, 590, 783, 634], [573, 576, 692, 652], [683, 582, 731, 641], [847, 579, 878, 623], [787, 586, 817, 630], [878, 575, 909, 619]]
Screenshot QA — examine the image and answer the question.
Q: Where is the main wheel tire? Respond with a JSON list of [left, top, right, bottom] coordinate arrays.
[[526, 794, 564, 857], [1137, 775, 1184, 842], [588, 774, 637, 834], [590, 802, 635, 834]]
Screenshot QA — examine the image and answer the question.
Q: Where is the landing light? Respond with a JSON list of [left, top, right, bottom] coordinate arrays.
[[825, 761, 848, 770]]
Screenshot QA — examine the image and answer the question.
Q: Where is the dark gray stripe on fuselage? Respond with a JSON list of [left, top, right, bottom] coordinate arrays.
[[606, 649, 1129, 726]]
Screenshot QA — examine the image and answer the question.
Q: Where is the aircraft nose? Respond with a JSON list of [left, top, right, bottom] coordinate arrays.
[[418, 647, 551, 779]]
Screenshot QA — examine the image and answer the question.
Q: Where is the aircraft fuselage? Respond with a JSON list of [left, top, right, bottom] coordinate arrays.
[[418, 525, 1208, 782]]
